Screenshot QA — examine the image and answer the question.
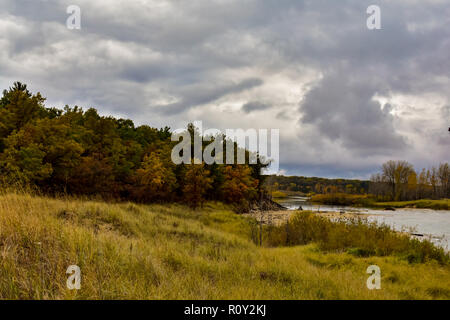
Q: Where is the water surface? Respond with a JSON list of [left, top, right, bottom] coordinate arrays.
[[276, 196, 450, 250]]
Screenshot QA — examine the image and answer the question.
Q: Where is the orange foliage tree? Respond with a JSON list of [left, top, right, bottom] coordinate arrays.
[[221, 165, 258, 210]]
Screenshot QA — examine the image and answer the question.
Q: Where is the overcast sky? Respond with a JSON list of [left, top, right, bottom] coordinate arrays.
[[1, 0, 449, 178]]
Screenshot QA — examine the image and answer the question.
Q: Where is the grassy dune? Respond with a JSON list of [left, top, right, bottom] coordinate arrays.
[[0, 192, 449, 300]]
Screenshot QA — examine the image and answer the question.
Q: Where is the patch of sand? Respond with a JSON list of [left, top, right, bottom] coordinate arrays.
[[244, 210, 367, 226]]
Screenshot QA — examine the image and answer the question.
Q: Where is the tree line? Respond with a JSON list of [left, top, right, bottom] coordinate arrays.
[[266, 160, 449, 202], [264, 175, 369, 195], [0, 82, 269, 210], [370, 160, 450, 201]]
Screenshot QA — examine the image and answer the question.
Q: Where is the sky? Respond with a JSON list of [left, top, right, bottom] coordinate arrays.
[[0, 0, 449, 178]]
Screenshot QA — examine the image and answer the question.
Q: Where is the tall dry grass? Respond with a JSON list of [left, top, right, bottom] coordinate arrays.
[[0, 191, 449, 299]]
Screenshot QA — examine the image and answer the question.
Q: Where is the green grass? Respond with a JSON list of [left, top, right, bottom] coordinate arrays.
[[0, 192, 449, 299], [311, 194, 449, 210], [370, 199, 449, 210]]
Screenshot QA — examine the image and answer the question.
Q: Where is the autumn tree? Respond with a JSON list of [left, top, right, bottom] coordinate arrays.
[[0, 118, 84, 187], [381, 160, 414, 200], [220, 165, 258, 210], [0, 82, 47, 152], [132, 151, 177, 202], [417, 168, 428, 199], [438, 163, 450, 198], [0, 82, 278, 210], [182, 163, 213, 209], [406, 171, 418, 200]]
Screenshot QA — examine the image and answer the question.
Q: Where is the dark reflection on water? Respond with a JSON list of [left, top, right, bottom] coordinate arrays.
[[276, 196, 450, 250]]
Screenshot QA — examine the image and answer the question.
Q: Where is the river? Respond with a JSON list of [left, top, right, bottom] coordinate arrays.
[[276, 196, 450, 250]]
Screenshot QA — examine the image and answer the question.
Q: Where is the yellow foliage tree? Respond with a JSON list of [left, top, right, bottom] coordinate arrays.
[[221, 165, 258, 206], [133, 152, 177, 202], [183, 162, 213, 209]]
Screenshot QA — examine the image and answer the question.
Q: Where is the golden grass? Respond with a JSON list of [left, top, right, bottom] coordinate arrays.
[[310, 193, 370, 206], [311, 193, 450, 210], [372, 199, 450, 210], [0, 192, 449, 299]]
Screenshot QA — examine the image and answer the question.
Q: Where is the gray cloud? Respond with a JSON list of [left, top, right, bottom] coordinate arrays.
[[299, 70, 408, 155], [0, 0, 449, 177], [242, 101, 271, 113], [157, 78, 264, 115]]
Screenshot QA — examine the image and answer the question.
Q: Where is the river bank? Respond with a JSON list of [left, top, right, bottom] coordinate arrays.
[[309, 193, 450, 210], [244, 209, 367, 226], [275, 196, 450, 250]]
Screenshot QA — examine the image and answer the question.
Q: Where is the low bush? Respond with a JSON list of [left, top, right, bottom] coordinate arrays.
[[266, 211, 449, 265]]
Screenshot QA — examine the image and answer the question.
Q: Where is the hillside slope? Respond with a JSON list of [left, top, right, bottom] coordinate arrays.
[[0, 193, 449, 299]]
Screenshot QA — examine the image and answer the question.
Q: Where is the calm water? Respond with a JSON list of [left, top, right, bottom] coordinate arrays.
[[276, 196, 450, 250]]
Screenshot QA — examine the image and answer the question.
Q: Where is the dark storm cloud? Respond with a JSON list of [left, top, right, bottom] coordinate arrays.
[[299, 70, 407, 154], [0, 0, 449, 177], [157, 78, 264, 115], [242, 101, 271, 113]]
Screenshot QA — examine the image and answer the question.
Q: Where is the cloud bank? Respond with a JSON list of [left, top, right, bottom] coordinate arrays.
[[0, 0, 449, 177]]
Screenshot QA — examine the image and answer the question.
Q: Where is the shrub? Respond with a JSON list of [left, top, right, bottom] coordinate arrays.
[[310, 193, 372, 206], [271, 191, 288, 198], [266, 211, 449, 265]]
